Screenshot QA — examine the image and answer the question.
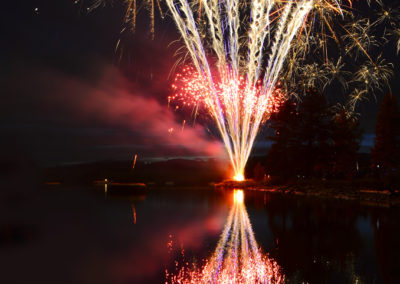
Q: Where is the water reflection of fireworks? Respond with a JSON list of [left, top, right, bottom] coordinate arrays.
[[166, 190, 284, 284]]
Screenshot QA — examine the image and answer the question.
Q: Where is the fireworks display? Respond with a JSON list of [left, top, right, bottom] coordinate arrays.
[[166, 0, 318, 179], [280, 0, 397, 105], [165, 0, 398, 179], [80, 0, 399, 179], [166, 190, 284, 283]]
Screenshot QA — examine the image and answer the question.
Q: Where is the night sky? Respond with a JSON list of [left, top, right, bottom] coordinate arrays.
[[1, 1, 399, 167]]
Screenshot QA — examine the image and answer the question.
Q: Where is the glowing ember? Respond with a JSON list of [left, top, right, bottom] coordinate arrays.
[[166, 190, 284, 283]]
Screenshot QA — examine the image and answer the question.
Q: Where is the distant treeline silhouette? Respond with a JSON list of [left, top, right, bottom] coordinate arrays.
[[259, 90, 400, 188]]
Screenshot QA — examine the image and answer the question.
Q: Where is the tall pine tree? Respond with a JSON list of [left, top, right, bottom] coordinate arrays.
[[266, 89, 333, 179], [266, 99, 300, 179], [297, 89, 333, 177], [266, 89, 364, 181], [371, 93, 400, 183], [331, 107, 362, 179]]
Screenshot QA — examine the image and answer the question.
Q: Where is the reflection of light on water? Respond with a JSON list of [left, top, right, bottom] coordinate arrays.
[[234, 190, 244, 204], [167, 190, 284, 283], [104, 180, 108, 200]]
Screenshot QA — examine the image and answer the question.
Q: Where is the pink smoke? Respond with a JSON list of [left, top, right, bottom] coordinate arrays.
[[34, 66, 226, 159]]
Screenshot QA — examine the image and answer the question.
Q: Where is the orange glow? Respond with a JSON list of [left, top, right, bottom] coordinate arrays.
[[132, 154, 137, 169], [233, 173, 245, 182], [233, 189, 244, 204], [132, 204, 137, 224]]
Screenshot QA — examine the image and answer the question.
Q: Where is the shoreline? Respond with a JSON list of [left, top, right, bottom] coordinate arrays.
[[215, 180, 400, 207]]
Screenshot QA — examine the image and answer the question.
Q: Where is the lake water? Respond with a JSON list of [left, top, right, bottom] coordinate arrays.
[[2, 186, 400, 283]]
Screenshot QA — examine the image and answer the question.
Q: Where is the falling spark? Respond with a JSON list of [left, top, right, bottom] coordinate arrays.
[[166, 190, 284, 283], [132, 203, 137, 224], [181, 120, 186, 132], [132, 154, 138, 169], [396, 30, 400, 54]]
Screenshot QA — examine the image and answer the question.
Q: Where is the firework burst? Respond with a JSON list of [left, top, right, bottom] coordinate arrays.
[[353, 54, 393, 93]]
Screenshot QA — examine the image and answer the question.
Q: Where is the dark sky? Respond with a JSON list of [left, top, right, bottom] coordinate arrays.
[[1, 1, 227, 166], [1, 1, 398, 167]]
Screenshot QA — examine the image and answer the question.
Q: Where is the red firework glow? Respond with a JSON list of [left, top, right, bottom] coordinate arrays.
[[169, 67, 286, 179], [170, 67, 284, 120]]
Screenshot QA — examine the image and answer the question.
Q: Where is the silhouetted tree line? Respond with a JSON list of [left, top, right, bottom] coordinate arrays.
[[263, 90, 400, 186]]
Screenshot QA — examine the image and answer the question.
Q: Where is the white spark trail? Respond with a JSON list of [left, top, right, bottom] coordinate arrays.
[[166, 0, 315, 178]]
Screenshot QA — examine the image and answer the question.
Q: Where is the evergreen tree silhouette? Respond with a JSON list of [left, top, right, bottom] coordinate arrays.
[[267, 88, 364, 181], [297, 88, 333, 177], [267, 89, 333, 179], [266, 99, 300, 179], [371, 93, 400, 187], [331, 107, 362, 179]]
